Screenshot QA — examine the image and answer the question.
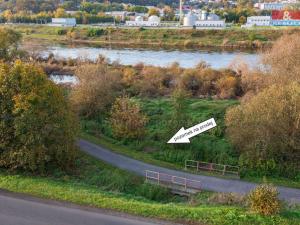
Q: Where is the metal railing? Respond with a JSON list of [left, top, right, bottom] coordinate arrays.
[[145, 170, 201, 192], [185, 160, 240, 178]]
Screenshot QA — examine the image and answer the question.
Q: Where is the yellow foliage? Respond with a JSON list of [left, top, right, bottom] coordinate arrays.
[[110, 96, 148, 139], [248, 184, 281, 215]]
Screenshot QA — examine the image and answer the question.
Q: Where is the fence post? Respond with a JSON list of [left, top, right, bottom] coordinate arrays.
[[184, 178, 187, 191], [157, 172, 160, 185], [223, 165, 226, 175], [185, 160, 187, 170], [197, 161, 199, 171]]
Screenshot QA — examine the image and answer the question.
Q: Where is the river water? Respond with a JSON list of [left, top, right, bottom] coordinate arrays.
[[43, 46, 259, 69]]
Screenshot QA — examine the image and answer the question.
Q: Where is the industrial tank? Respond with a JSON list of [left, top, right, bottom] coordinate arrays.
[[207, 13, 220, 21], [183, 13, 197, 26], [148, 15, 160, 23], [201, 10, 208, 20], [135, 16, 143, 22]]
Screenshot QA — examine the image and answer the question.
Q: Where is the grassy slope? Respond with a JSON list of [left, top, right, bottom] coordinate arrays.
[[3, 24, 300, 49], [81, 98, 300, 189], [0, 152, 299, 225]]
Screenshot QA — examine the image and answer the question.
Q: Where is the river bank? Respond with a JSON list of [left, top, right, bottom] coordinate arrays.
[[40, 45, 258, 69], [5, 24, 300, 51]]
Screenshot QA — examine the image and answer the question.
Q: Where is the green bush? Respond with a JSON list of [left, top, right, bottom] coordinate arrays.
[[57, 29, 67, 35], [136, 182, 171, 202], [247, 184, 281, 215], [87, 28, 105, 37]]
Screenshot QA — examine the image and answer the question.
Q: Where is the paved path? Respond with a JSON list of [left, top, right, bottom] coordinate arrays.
[[0, 190, 172, 225], [79, 139, 300, 204]]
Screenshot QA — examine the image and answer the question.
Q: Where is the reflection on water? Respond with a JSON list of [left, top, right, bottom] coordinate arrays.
[[50, 75, 78, 85], [42, 46, 259, 69]]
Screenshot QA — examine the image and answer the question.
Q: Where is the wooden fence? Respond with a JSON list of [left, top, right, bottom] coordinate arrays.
[[185, 160, 240, 178]]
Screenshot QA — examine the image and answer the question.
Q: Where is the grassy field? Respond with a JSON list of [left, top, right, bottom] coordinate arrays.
[[82, 98, 238, 167], [3, 24, 300, 50], [81, 98, 300, 189], [0, 151, 299, 225]]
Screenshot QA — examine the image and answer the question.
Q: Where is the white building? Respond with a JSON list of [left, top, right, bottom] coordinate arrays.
[[125, 15, 161, 27], [183, 12, 225, 29], [243, 16, 271, 27], [50, 18, 76, 27], [194, 20, 225, 28], [183, 13, 197, 26], [105, 11, 127, 21], [254, 2, 295, 10]]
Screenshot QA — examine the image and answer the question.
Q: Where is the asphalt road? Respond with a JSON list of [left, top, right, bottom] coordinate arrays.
[[79, 139, 300, 204], [0, 191, 170, 225]]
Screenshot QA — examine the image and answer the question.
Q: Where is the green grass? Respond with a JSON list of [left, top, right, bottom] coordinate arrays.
[[3, 24, 300, 50], [81, 98, 300, 189], [82, 98, 238, 167], [0, 153, 299, 225]]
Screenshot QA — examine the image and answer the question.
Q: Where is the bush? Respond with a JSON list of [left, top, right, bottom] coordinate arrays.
[[0, 27, 22, 60], [208, 192, 245, 206], [225, 83, 300, 176], [110, 96, 148, 139], [57, 29, 67, 35], [247, 184, 281, 215], [0, 61, 77, 173], [87, 28, 105, 37], [70, 64, 122, 119], [136, 182, 171, 202]]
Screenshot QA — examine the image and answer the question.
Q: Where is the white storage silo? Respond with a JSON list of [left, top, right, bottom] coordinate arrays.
[[207, 13, 220, 21], [183, 13, 197, 26], [201, 10, 208, 20], [135, 16, 144, 22]]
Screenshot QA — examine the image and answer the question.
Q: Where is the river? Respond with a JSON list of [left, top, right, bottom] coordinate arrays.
[[43, 45, 259, 69]]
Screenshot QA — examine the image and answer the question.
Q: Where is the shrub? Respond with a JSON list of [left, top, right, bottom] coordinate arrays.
[[87, 28, 105, 37], [70, 64, 122, 119], [57, 29, 67, 35], [225, 83, 300, 176], [136, 182, 171, 202], [208, 192, 245, 206], [110, 96, 148, 139], [263, 33, 300, 83], [247, 184, 281, 215], [67, 29, 81, 40], [0, 61, 77, 173], [0, 27, 22, 60]]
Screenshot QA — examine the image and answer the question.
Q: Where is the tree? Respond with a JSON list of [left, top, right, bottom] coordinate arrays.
[[262, 33, 300, 83], [163, 6, 174, 21], [225, 82, 300, 176], [168, 89, 191, 133], [70, 63, 122, 119], [110, 96, 148, 139], [148, 8, 159, 16], [54, 7, 66, 18], [0, 61, 77, 172], [2, 10, 13, 22], [0, 28, 22, 60], [238, 15, 246, 24]]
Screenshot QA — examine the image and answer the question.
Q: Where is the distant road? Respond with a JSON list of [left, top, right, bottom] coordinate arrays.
[[79, 139, 300, 204], [0, 190, 169, 225]]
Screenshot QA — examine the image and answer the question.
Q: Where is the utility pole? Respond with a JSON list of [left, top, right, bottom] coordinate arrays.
[[179, 0, 183, 25]]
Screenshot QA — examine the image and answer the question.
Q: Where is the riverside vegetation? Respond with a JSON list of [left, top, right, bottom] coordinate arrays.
[[0, 27, 299, 224], [3, 24, 300, 50]]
